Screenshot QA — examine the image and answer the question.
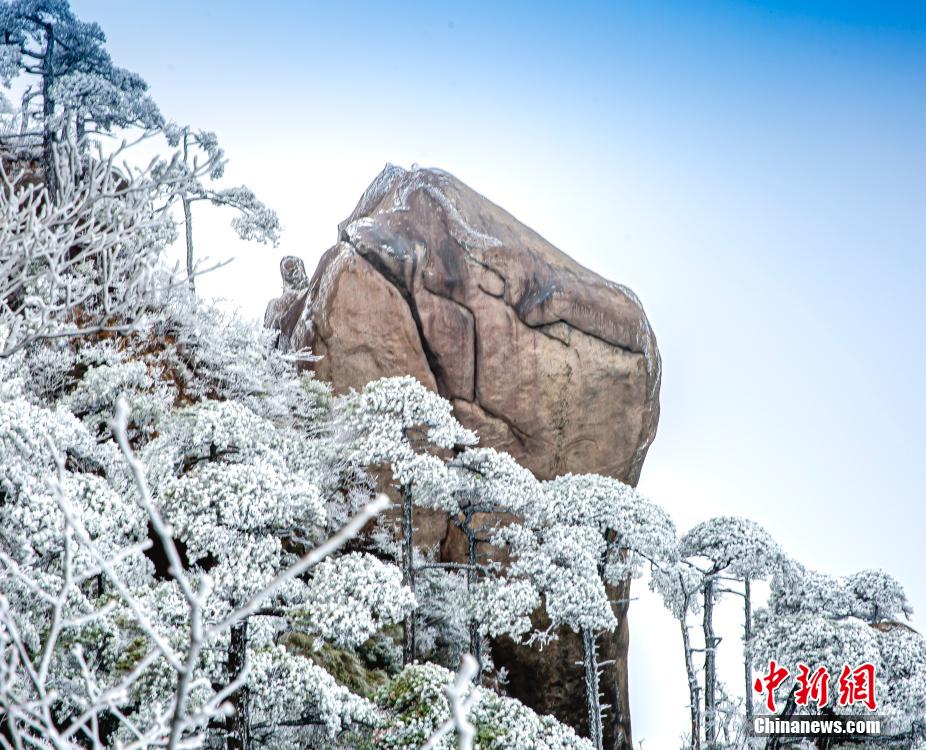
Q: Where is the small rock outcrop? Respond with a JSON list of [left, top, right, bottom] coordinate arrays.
[[265, 165, 662, 749]]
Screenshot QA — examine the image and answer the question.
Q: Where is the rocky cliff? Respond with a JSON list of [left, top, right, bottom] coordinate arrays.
[[265, 165, 661, 749]]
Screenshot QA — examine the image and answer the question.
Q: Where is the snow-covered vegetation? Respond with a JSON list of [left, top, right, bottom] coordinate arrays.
[[1, 3, 924, 750]]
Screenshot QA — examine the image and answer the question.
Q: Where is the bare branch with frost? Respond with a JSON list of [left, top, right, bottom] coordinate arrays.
[[0, 134, 223, 358], [421, 654, 479, 750]]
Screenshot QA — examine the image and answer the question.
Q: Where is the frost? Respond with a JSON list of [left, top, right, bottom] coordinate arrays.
[[681, 515, 783, 579], [249, 645, 381, 736], [379, 662, 593, 750], [291, 552, 415, 648]]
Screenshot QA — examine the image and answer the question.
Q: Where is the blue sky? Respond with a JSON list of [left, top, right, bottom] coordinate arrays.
[[71, 1, 925, 745]]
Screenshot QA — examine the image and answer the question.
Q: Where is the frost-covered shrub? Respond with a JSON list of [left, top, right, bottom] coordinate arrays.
[[413, 566, 472, 665], [649, 559, 703, 620], [449, 447, 542, 516], [767, 563, 853, 619], [469, 579, 541, 640], [161, 459, 324, 558], [876, 624, 926, 734], [499, 522, 614, 634], [62, 359, 172, 438], [293, 552, 416, 648], [249, 644, 381, 737], [845, 569, 914, 622], [377, 662, 594, 750], [150, 291, 331, 422], [0, 143, 180, 357], [0, 396, 95, 498], [0, 334, 77, 403]]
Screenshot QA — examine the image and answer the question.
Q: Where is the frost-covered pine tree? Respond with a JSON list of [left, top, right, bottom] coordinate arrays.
[[679, 516, 783, 746], [440, 447, 543, 677], [495, 473, 677, 750], [339, 375, 477, 665], [158, 124, 281, 290], [0, 0, 162, 196]]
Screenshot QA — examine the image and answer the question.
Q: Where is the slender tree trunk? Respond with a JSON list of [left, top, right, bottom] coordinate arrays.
[[581, 627, 604, 750], [597, 540, 633, 750], [465, 522, 481, 682], [607, 576, 633, 750], [183, 196, 195, 291], [41, 26, 58, 201], [681, 614, 702, 750], [74, 117, 88, 184], [743, 577, 754, 731], [402, 488, 416, 665], [181, 130, 196, 292], [226, 620, 250, 750], [703, 579, 717, 749]]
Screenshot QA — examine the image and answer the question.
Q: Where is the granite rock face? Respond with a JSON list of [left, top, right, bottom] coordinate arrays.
[[264, 165, 661, 749]]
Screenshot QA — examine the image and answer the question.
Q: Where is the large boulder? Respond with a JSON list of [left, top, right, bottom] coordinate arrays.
[[265, 165, 661, 749]]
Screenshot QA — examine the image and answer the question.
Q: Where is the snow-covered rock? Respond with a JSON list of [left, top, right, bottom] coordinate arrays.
[[264, 164, 662, 747]]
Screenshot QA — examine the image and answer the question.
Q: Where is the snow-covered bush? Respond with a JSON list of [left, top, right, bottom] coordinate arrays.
[[248, 644, 381, 738], [291, 553, 416, 649], [376, 661, 594, 750], [342, 375, 477, 483]]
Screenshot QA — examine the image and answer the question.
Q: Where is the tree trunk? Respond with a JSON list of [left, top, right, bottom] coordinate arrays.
[[582, 626, 604, 750], [466, 524, 481, 682], [183, 196, 195, 291], [402, 488, 416, 665], [744, 577, 754, 730], [703, 579, 717, 749], [681, 614, 702, 750], [226, 620, 250, 750], [41, 26, 58, 201]]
